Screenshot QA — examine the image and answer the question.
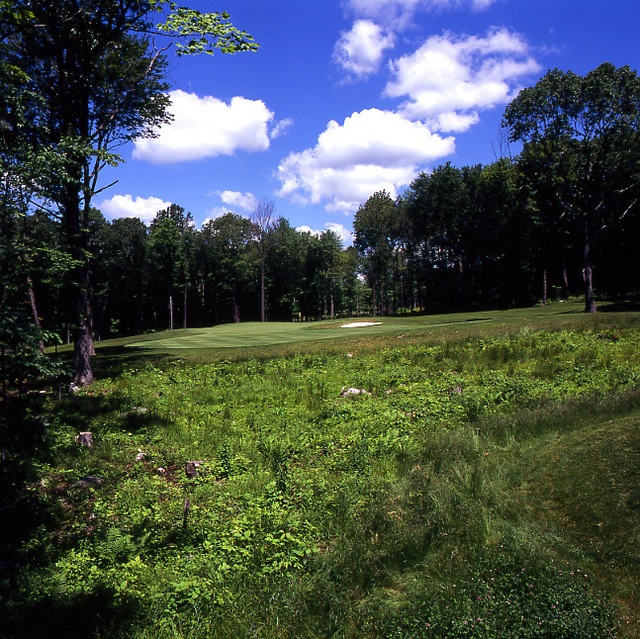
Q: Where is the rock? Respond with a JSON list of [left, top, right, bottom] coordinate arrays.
[[339, 387, 371, 398], [76, 432, 93, 448], [185, 461, 205, 479], [135, 450, 147, 462], [75, 475, 103, 489]]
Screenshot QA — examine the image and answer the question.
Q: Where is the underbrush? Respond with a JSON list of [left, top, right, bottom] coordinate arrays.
[[2, 321, 640, 638]]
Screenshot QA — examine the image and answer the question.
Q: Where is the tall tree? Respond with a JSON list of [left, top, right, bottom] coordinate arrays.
[[199, 212, 255, 323], [353, 190, 396, 316], [0, 0, 257, 384], [265, 218, 305, 321], [503, 63, 640, 313], [92, 216, 149, 337], [149, 204, 193, 331], [251, 199, 275, 322]]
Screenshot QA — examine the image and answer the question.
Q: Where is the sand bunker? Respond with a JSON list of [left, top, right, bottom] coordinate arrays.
[[340, 321, 382, 328]]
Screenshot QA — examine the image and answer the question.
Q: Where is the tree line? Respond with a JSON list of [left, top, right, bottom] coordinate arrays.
[[11, 203, 361, 342]]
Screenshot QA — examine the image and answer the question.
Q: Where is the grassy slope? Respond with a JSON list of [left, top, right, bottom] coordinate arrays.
[[9, 302, 640, 638], [521, 413, 640, 625]]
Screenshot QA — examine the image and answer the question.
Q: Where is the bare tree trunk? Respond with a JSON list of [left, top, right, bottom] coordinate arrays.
[[261, 256, 266, 322], [169, 292, 174, 330], [183, 284, 187, 329], [583, 224, 597, 313], [458, 258, 465, 312], [67, 193, 94, 387], [252, 199, 275, 323], [561, 257, 570, 299], [26, 275, 45, 353], [372, 280, 376, 318], [232, 292, 240, 323], [542, 268, 548, 306]]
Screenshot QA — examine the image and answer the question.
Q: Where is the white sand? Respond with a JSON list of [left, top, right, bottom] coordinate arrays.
[[340, 321, 382, 328]]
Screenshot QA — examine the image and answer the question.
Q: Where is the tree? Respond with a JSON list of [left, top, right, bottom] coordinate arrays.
[[199, 212, 255, 323], [0, 1, 257, 384], [404, 165, 471, 311], [318, 230, 344, 319], [149, 204, 193, 331], [251, 199, 275, 322], [503, 63, 640, 312], [92, 217, 149, 337], [354, 190, 396, 316], [265, 218, 305, 321]]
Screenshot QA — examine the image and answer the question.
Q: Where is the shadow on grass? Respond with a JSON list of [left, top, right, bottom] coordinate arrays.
[[2, 587, 131, 639], [90, 344, 179, 379], [599, 300, 640, 313]]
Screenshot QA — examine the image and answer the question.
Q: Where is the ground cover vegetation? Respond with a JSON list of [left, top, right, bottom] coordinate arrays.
[[2, 309, 640, 638]]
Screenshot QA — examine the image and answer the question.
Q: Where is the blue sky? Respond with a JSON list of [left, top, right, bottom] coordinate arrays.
[[96, 0, 640, 245]]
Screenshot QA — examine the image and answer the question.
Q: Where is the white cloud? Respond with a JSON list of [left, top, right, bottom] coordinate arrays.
[[270, 118, 294, 139], [98, 194, 171, 223], [326, 222, 354, 245], [217, 190, 258, 212], [296, 223, 354, 246], [345, 0, 496, 27], [277, 108, 454, 213], [132, 90, 273, 164], [333, 20, 395, 78], [385, 28, 540, 127]]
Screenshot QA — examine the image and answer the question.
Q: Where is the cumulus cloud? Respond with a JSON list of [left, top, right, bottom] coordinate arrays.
[[132, 90, 273, 164], [98, 194, 172, 223], [333, 20, 395, 78], [385, 28, 540, 128], [217, 190, 258, 212], [277, 108, 454, 213]]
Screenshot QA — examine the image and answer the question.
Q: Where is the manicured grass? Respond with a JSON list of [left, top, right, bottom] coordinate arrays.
[[96, 300, 610, 354]]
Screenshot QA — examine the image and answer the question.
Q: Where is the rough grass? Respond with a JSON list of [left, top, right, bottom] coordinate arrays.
[[520, 413, 640, 629], [5, 302, 640, 639]]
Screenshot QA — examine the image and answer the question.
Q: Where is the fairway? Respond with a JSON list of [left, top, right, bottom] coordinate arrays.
[[123, 316, 498, 350], [119, 301, 596, 352]]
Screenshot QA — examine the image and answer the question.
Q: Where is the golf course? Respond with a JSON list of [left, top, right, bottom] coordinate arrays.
[[2, 302, 640, 639]]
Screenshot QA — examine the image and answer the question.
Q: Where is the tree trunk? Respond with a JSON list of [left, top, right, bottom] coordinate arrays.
[[561, 258, 570, 300], [169, 292, 174, 330], [260, 255, 266, 322], [183, 284, 187, 329], [583, 225, 597, 313], [458, 258, 465, 312], [26, 274, 45, 353], [73, 291, 94, 386], [64, 183, 94, 386], [542, 268, 548, 306], [372, 279, 376, 317], [232, 292, 240, 323]]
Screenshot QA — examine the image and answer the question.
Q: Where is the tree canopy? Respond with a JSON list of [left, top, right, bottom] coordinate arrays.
[[0, 0, 257, 384], [503, 63, 640, 312]]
